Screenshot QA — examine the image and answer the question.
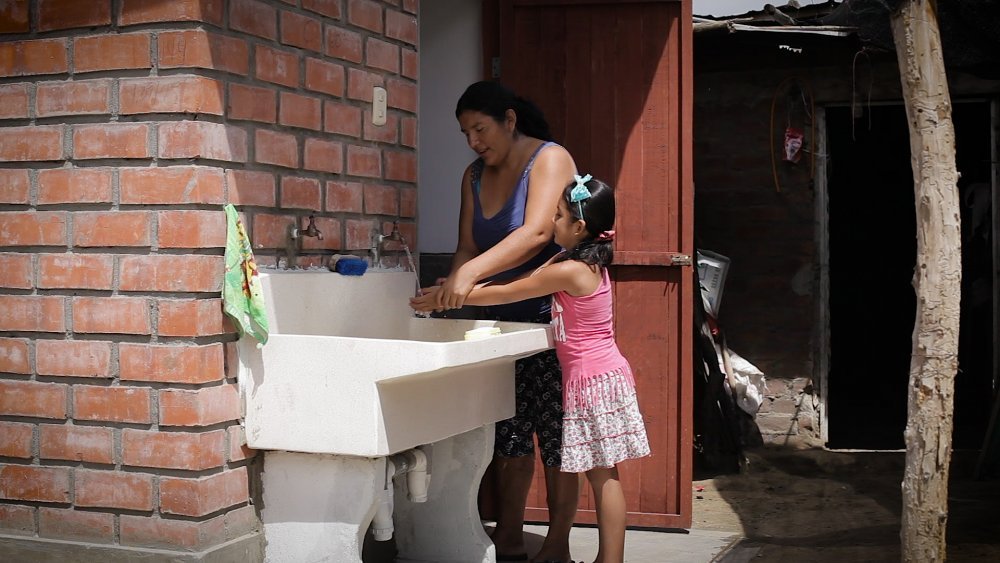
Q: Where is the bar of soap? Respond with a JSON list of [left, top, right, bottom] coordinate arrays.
[[464, 327, 502, 341]]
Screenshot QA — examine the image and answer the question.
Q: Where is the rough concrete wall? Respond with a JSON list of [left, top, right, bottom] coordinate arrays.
[[0, 0, 417, 556], [694, 58, 997, 447], [696, 66, 822, 447]]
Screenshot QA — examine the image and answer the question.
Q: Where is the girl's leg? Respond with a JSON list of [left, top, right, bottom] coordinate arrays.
[[587, 466, 626, 563]]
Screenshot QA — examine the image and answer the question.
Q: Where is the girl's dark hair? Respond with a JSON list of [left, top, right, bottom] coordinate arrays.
[[557, 177, 615, 267], [455, 81, 554, 142]]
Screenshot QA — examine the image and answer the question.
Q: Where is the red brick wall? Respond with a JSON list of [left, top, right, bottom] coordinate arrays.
[[0, 0, 417, 554]]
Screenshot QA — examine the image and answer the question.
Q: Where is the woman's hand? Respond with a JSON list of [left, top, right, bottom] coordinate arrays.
[[409, 286, 443, 313], [435, 267, 477, 310]]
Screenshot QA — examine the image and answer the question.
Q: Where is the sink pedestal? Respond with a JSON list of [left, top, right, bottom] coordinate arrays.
[[260, 451, 379, 563], [392, 426, 496, 563], [260, 426, 498, 563]]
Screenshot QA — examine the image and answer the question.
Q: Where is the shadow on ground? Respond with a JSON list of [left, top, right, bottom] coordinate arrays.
[[694, 447, 1000, 562]]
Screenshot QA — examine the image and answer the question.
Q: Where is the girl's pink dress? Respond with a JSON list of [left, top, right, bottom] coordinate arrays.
[[551, 267, 650, 473]]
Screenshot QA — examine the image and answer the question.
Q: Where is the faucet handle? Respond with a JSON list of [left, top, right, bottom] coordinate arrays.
[[304, 215, 323, 240]]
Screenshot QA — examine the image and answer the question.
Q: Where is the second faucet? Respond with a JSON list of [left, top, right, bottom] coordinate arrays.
[[371, 221, 403, 268]]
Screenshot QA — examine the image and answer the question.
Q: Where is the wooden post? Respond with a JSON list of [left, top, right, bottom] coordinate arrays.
[[890, 1, 962, 561]]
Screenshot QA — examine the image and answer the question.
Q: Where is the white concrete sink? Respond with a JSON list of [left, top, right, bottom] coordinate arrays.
[[238, 270, 553, 457]]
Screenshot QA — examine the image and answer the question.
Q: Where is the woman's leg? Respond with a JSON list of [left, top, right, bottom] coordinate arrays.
[[491, 350, 542, 558], [530, 466, 579, 562], [529, 350, 579, 562], [587, 466, 625, 563], [491, 453, 535, 557]]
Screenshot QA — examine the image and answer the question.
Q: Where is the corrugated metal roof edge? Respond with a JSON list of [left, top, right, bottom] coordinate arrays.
[[694, 20, 856, 37]]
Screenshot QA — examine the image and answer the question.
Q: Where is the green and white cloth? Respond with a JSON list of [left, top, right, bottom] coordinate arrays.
[[222, 204, 269, 346]]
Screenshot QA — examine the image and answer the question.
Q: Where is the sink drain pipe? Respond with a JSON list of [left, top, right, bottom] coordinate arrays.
[[372, 448, 429, 541]]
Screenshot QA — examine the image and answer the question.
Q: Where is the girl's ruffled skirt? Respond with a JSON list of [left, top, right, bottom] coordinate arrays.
[[560, 369, 651, 473]]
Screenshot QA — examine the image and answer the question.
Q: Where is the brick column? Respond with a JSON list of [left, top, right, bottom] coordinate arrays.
[[0, 0, 418, 559]]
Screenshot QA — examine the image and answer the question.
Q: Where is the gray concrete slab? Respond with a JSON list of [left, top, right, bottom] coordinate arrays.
[[367, 522, 742, 562], [522, 524, 742, 563]]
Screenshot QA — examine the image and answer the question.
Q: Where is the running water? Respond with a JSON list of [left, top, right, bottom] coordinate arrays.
[[400, 239, 428, 318]]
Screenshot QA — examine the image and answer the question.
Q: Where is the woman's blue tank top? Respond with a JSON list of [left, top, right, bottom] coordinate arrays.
[[470, 141, 561, 322]]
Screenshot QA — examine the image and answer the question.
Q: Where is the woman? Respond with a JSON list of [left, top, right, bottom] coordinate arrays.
[[439, 81, 579, 563]]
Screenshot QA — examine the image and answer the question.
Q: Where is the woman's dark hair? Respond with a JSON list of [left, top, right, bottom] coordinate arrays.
[[455, 81, 554, 142], [557, 177, 615, 267]]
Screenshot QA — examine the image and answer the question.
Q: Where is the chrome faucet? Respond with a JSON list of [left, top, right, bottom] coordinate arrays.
[[285, 215, 323, 269], [371, 220, 404, 268]]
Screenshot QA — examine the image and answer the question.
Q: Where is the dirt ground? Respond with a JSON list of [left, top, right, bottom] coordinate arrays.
[[691, 447, 1000, 562]]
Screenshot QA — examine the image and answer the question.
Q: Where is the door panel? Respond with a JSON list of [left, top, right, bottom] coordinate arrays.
[[488, 0, 693, 528]]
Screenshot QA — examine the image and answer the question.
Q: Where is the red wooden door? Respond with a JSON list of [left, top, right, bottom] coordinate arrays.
[[484, 0, 694, 529]]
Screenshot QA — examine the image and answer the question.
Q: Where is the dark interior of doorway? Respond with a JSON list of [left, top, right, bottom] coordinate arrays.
[[826, 102, 993, 450]]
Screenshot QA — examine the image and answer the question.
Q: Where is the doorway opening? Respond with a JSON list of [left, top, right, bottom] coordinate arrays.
[[825, 101, 994, 450]]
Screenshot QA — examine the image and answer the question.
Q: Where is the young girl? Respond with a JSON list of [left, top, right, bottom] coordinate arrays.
[[412, 175, 650, 563]]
